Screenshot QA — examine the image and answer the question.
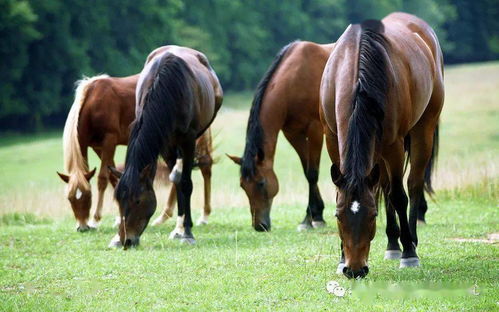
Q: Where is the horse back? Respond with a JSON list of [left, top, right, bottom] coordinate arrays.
[[79, 75, 138, 146]]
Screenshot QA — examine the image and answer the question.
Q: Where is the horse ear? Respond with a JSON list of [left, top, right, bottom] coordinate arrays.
[[368, 164, 380, 188], [108, 166, 123, 179], [330, 163, 344, 187], [226, 154, 242, 166], [57, 172, 70, 183], [85, 167, 96, 181]]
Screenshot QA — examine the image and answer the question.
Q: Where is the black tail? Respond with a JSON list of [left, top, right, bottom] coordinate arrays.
[[344, 20, 389, 192], [241, 40, 300, 179], [424, 124, 439, 194], [116, 53, 194, 201]]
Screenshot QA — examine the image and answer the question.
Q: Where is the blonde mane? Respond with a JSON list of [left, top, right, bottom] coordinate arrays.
[[62, 74, 109, 195]]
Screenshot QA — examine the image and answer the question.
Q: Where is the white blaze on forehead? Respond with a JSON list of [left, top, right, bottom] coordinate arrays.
[[351, 201, 360, 214], [76, 188, 82, 200]]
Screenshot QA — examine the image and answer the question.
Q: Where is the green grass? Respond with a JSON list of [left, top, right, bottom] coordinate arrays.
[[0, 63, 498, 311]]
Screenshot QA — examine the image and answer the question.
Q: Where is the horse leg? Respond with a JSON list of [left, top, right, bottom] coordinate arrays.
[[284, 124, 325, 231], [92, 136, 117, 225], [170, 140, 196, 244], [197, 156, 212, 225], [407, 120, 438, 245], [152, 184, 177, 226], [384, 140, 419, 268], [381, 163, 402, 259]]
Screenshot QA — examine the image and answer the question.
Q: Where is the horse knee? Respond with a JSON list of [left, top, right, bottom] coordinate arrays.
[[306, 168, 319, 185], [97, 175, 108, 190]]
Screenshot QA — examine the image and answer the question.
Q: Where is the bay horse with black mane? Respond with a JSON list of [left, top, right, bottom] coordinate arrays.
[[109, 45, 222, 248], [228, 41, 334, 231], [57, 74, 214, 232], [320, 12, 444, 278]]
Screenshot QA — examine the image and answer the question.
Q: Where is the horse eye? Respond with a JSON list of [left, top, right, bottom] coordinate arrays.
[[257, 179, 266, 188]]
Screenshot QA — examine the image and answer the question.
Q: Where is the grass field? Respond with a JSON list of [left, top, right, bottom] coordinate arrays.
[[0, 63, 498, 311]]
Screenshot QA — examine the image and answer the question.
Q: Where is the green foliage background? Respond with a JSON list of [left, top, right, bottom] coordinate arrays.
[[1, 0, 497, 131]]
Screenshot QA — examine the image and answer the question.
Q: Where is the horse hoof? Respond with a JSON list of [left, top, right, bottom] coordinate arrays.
[[196, 217, 208, 226], [400, 257, 420, 268], [384, 250, 402, 260], [169, 231, 184, 240], [76, 225, 95, 232], [417, 219, 427, 226], [108, 234, 122, 248], [88, 219, 100, 229], [336, 262, 346, 275], [297, 222, 313, 232], [152, 216, 168, 226], [180, 236, 196, 244], [312, 221, 326, 229]]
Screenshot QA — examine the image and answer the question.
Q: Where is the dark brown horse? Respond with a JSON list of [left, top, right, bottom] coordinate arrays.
[[320, 12, 444, 278], [110, 45, 222, 248], [228, 41, 334, 231], [57, 74, 214, 232]]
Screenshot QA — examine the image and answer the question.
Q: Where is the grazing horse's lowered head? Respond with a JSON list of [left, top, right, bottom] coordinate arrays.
[[227, 154, 277, 232], [109, 164, 157, 248], [331, 163, 380, 278]]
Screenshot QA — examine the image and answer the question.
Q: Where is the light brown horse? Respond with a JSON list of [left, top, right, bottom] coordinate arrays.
[[320, 12, 444, 278], [109, 45, 222, 248], [228, 41, 334, 232], [57, 74, 213, 231]]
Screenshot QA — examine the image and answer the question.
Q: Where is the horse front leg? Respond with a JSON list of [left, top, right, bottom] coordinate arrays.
[[197, 156, 212, 225], [169, 140, 196, 244], [384, 140, 419, 268], [151, 183, 176, 226], [92, 136, 117, 226]]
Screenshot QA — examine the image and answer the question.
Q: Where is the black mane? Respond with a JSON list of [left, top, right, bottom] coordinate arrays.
[[344, 20, 389, 193], [241, 40, 299, 179], [116, 53, 194, 202]]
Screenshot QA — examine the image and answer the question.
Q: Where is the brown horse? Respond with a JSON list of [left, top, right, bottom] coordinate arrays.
[[57, 74, 136, 231], [109, 45, 222, 248], [320, 12, 444, 278], [57, 74, 214, 231], [228, 41, 334, 232]]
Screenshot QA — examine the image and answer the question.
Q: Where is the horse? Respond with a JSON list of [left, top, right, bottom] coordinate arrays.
[[320, 12, 444, 278], [109, 45, 223, 248], [57, 74, 214, 232], [57, 74, 137, 231], [227, 40, 335, 232]]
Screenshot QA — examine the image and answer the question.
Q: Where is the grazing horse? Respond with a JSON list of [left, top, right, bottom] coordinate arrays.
[[57, 74, 137, 231], [228, 41, 334, 232], [320, 12, 443, 278], [109, 45, 222, 248], [57, 74, 214, 231]]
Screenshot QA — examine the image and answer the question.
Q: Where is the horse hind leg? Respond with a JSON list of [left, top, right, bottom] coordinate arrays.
[[284, 124, 325, 231], [152, 183, 176, 226], [196, 155, 212, 226]]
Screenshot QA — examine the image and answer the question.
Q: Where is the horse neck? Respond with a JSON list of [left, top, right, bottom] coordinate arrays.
[[258, 104, 285, 169]]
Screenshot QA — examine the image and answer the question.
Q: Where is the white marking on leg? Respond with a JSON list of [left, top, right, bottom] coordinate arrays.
[[196, 213, 209, 226], [169, 158, 183, 183], [169, 215, 185, 239], [108, 234, 122, 248], [351, 201, 360, 214]]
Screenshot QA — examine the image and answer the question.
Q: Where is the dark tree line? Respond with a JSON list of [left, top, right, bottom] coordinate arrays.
[[1, 0, 497, 131]]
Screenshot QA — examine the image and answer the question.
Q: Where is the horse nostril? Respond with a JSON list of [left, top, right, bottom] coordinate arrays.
[[363, 266, 369, 275], [343, 267, 354, 279]]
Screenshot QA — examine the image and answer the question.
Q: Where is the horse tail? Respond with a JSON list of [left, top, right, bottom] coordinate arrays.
[[344, 20, 389, 191], [424, 123, 439, 194], [241, 40, 300, 179], [62, 74, 108, 191]]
